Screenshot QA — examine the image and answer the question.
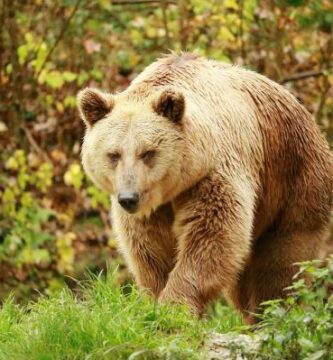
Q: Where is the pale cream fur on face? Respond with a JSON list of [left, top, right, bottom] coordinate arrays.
[[81, 98, 184, 217]]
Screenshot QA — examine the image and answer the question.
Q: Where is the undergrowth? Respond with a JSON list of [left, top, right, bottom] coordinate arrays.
[[0, 257, 332, 360], [0, 269, 241, 360], [255, 257, 333, 360]]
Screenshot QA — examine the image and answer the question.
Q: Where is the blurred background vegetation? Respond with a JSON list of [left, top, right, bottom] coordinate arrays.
[[0, 0, 332, 302]]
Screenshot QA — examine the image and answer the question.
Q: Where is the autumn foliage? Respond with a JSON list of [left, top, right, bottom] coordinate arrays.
[[0, 0, 332, 299]]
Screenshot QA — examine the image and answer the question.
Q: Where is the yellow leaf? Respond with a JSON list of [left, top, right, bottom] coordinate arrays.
[[56, 101, 64, 113], [328, 75, 333, 86], [224, 0, 239, 10], [218, 27, 235, 42]]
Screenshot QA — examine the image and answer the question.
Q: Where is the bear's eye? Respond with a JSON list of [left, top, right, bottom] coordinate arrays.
[[140, 150, 156, 164], [107, 152, 121, 164]]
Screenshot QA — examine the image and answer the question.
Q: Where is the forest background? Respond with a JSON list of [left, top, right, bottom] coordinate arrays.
[[0, 0, 332, 301]]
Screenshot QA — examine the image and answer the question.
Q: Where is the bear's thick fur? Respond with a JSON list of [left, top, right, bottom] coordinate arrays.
[[78, 53, 333, 322]]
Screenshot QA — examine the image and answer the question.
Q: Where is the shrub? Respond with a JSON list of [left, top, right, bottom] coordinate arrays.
[[242, 256, 333, 360], [0, 150, 112, 299]]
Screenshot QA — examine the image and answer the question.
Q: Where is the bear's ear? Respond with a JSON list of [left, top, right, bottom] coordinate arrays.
[[153, 88, 185, 124], [77, 88, 114, 126]]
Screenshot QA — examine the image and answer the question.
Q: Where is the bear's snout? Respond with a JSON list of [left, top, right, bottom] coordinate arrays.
[[118, 191, 139, 213]]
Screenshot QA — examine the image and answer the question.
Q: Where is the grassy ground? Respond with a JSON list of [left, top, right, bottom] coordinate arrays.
[[0, 269, 242, 360], [1, 259, 332, 360]]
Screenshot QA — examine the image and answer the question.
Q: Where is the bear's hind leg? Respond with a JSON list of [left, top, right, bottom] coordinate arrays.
[[235, 227, 327, 324]]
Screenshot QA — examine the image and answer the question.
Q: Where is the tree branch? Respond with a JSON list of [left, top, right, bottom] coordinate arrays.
[[36, 0, 83, 77], [7, 0, 25, 144], [281, 70, 328, 84], [238, 0, 246, 63], [316, 75, 330, 125], [316, 25, 333, 124], [21, 125, 51, 162], [162, 0, 170, 48], [0, 0, 6, 85]]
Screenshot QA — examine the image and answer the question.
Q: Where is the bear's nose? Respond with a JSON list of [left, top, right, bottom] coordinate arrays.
[[118, 192, 139, 213]]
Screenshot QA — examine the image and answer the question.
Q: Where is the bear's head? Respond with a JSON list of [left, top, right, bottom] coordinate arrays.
[[78, 87, 186, 216]]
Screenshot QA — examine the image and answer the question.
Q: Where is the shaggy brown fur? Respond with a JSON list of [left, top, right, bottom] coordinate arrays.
[[78, 53, 333, 323]]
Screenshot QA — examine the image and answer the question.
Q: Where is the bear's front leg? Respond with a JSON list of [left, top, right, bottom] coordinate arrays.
[[159, 172, 255, 315], [112, 202, 177, 297]]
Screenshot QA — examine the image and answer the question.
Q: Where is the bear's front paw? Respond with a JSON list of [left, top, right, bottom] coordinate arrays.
[[158, 278, 203, 316]]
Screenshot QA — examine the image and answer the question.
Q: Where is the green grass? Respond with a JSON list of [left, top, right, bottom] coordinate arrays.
[[2, 258, 332, 360], [0, 270, 242, 360]]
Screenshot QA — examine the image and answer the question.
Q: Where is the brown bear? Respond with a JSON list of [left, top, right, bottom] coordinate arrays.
[[77, 53, 333, 323]]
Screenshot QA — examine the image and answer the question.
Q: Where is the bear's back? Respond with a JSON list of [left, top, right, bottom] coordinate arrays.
[[130, 52, 332, 171], [129, 53, 333, 234]]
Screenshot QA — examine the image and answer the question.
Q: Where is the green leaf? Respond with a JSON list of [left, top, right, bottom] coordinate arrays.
[[44, 70, 65, 89], [298, 338, 314, 349], [62, 71, 77, 82], [33, 42, 48, 72], [304, 350, 326, 360], [17, 248, 51, 265], [17, 45, 29, 65]]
